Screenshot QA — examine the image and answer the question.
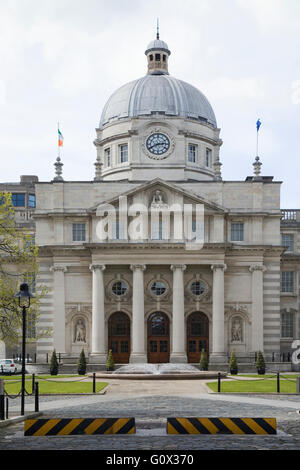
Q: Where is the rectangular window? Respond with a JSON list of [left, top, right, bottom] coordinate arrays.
[[281, 271, 294, 293], [206, 148, 212, 167], [119, 144, 128, 163], [231, 223, 244, 241], [282, 234, 294, 252], [11, 193, 25, 207], [72, 223, 86, 242], [28, 194, 36, 208], [281, 312, 294, 338], [188, 144, 196, 163], [104, 148, 111, 167]]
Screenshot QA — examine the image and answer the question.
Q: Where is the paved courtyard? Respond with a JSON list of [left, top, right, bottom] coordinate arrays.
[[1, 378, 300, 451]]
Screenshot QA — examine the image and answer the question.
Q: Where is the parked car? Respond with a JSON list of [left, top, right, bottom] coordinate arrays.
[[0, 359, 20, 375]]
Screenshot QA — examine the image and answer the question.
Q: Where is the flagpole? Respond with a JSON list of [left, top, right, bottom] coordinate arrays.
[[58, 122, 60, 159]]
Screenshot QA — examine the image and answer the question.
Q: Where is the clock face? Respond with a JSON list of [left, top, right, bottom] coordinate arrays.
[[146, 133, 170, 156]]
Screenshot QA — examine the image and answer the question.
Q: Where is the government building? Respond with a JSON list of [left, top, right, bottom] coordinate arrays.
[[1, 34, 300, 370]]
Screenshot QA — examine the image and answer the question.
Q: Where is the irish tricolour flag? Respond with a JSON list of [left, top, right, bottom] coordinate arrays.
[[58, 128, 64, 147]]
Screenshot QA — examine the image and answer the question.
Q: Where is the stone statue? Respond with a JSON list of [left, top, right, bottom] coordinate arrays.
[[231, 317, 242, 342], [74, 319, 86, 343], [151, 190, 168, 208]]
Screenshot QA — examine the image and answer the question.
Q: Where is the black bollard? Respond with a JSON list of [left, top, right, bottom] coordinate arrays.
[[93, 373, 96, 393], [0, 379, 4, 420], [32, 374, 35, 394], [35, 382, 39, 412], [277, 372, 280, 393], [218, 372, 221, 393], [6, 398, 8, 420]]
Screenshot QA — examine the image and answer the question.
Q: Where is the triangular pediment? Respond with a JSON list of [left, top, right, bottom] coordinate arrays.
[[89, 178, 227, 214]]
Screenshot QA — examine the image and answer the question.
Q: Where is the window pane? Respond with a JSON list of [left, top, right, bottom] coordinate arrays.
[[105, 148, 111, 167], [281, 271, 294, 293], [160, 341, 168, 353], [206, 148, 212, 167], [11, 193, 25, 207], [190, 281, 206, 296], [151, 281, 166, 296], [150, 341, 157, 352], [188, 145, 196, 163], [72, 223, 86, 241], [28, 194, 36, 208], [121, 341, 129, 353], [231, 223, 244, 241], [281, 312, 294, 337], [120, 144, 128, 163], [189, 341, 196, 352], [282, 234, 294, 252], [112, 281, 127, 296]]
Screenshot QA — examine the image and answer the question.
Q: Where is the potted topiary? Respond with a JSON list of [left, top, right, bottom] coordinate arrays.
[[50, 349, 59, 376], [77, 348, 87, 375], [199, 349, 208, 371], [229, 350, 238, 375], [256, 350, 266, 375], [106, 349, 115, 372]]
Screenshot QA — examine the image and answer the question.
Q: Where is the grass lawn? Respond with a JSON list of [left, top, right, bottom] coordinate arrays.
[[207, 374, 300, 393], [2, 375, 108, 395]]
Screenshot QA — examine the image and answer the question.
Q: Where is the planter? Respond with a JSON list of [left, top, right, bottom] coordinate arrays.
[[106, 367, 114, 372], [257, 368, 265, 375], [230, 368, 238, 375]]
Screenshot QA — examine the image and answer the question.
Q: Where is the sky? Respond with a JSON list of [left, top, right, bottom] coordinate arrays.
[[0, 0, 299, 207]]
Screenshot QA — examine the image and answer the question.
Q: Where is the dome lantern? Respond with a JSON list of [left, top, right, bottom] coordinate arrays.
[[145, 23, 171, 75]]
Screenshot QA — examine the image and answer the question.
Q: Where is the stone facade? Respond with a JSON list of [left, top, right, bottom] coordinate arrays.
[[1, 35, 299, 369]]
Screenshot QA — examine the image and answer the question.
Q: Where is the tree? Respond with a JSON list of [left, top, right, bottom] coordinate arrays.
[[77, 348, 87, 375], [0, 192, 47, 344]]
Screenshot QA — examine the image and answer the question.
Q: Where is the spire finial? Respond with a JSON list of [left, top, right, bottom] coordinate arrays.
[[156, 18, 159, 39], [53, 156, 64, 181]]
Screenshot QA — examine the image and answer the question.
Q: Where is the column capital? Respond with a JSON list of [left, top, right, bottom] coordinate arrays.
[[89, 264, 106, 272], [211, 263, 227, 272], [170, 264, 186, 272], [50, 265, 67, 273], [249, 264, 266, 273], [130, 264, 146, 272]]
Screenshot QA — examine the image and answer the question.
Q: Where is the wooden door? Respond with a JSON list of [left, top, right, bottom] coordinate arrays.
[[108, 312, 130, 363], [147, 312, 170, 363], [187, 312, 209, 363]]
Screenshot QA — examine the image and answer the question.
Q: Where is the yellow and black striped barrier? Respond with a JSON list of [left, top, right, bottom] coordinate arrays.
[[167, 417, 277, 435], [24, 418, 135, 436]]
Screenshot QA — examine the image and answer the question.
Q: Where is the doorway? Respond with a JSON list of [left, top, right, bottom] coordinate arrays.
[[108, 312, 130, 363], [147, 312, 170, 363], [187, 312, 209, 363]]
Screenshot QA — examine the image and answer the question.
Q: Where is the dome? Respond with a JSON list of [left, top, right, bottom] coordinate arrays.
[[99, 74, 217, 128], [145, 39, 170, 55]]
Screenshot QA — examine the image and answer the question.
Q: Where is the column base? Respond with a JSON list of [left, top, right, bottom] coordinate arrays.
[[129, 353, 148, 364], [209, 353, 228, 364], [89, 353, 107, 364], [170, 353, 188, 364]]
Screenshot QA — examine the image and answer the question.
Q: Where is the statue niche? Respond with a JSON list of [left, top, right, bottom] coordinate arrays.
[[231, 316, 243, 343], [74, 318, 86, 343]]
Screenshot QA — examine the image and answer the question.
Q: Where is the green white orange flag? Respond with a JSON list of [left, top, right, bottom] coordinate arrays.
[[58, 128, 64, 147]]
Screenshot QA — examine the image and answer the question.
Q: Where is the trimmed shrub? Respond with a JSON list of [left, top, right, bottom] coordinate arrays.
[[229, 350, 238, 375], [50, 349, 59, 376], [256, 350, 266, 375], [77, 349, 87, 375], [199, 349, 208, 371], [106, 349, 115, 371]]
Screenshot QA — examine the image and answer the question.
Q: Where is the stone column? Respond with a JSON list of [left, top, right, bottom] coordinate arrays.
[[249, 264, 266, 353], [50, 265, 67, 355], [210, 263, 227, 363], [170, 264, 187, 363], [89, 264, 106, 363], [130, 264, 147, 363]]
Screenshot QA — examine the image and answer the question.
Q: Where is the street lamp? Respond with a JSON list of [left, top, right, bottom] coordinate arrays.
[[15, 283, 34, 416]]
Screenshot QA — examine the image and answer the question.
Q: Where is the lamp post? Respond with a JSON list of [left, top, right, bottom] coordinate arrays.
[[15, 283, 34, 416]]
